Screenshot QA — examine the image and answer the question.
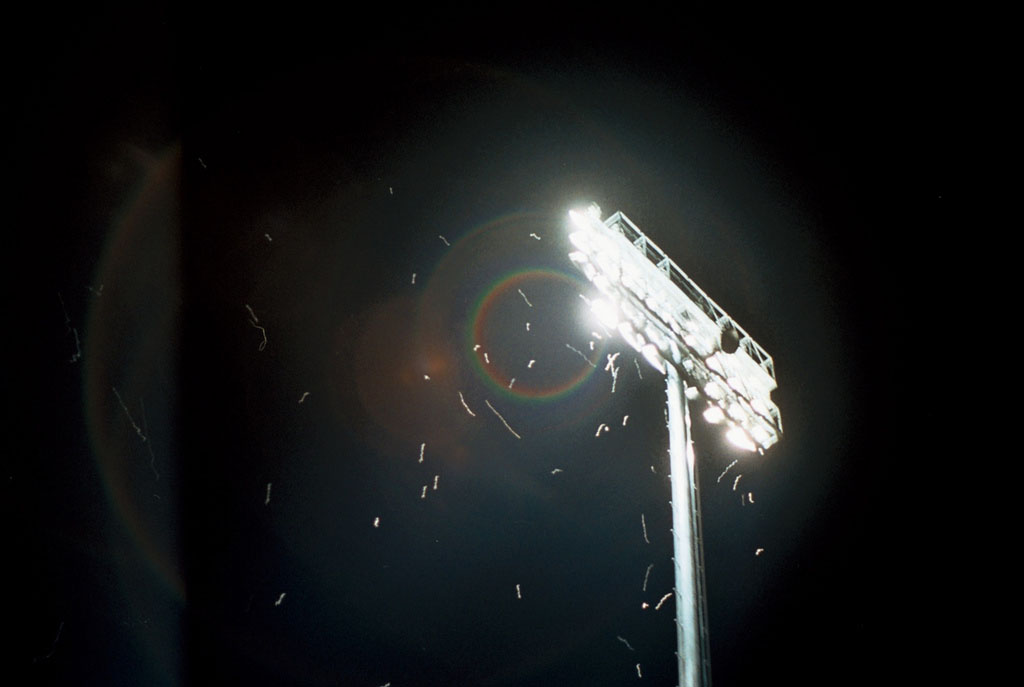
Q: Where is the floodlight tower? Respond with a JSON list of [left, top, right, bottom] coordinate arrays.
[[566, 204, 782, 687]]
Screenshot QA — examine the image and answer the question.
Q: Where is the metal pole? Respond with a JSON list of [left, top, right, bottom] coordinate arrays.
[[666, 365, 708, 687]]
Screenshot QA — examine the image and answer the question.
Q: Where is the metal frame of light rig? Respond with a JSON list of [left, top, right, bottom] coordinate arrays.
[[566, 203, 783, 687]]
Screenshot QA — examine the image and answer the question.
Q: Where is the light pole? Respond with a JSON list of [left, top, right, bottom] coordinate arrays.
[[565, 204, 782, 687]]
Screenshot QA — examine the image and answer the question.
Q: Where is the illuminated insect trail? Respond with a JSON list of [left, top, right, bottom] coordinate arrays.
[[458, 392, 476, 417], [244, 304, 267, 351], [485, 399, 521, 439], [112, 388, 159, 479], [717, 459, 738, 483]]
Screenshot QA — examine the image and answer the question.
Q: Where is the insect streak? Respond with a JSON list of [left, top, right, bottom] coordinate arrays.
[[58, 292, 82, 363], [112, 388, 159, 479], [641, 513, 650, 544], [717, 459, 739, 483], [32, 620, 64, 663], [655, 592, 672, 610], [245, 304, 267, 351], [566, 343, 597, 368], [485, 399, 521, 439], [65, 316, 82, 361], [458, 391, 476, 417]]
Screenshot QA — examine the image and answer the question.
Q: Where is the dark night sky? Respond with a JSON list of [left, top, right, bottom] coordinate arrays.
[[9, 7, 964, 687]]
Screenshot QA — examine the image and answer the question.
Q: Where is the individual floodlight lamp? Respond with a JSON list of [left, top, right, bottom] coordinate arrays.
[[566, 204, 782, 687]]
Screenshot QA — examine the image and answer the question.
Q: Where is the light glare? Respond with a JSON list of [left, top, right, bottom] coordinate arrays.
[[704, 381, 725, 400], [591, 298, 620, 329], [564, 204, 781, 451], [641, 343, 666, 374], [703, 405, 726, 424], [726, 426, 757, 452], [618, 321, 645, 352]]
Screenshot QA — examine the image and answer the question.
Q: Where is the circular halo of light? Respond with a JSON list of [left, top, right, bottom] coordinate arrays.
[[468, 267, 599, 401], [82, 144, 184, 602], [414, 210, 621, 434]]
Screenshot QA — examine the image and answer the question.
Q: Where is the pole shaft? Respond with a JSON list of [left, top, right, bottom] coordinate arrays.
[[667, 366, 705, 687]]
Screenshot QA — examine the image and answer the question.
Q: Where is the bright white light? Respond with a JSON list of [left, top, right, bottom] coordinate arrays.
[[703, 405, 726, 424], [569, 231, 588, 249], [750, 398, 770, 418], [668, 315, 685, 337], [704, 381, 725, 400], [621, 273, 643, 300], [668, 339, 681, 365], [620, 300, 642, 326], [750, 424, 771, 447], [644, 322, 667, 351], [726, 426, 757, 452], [591, 298, 620, 329], [617, 321, 646, 352], [564, 204, 781, 452], [641, 343, 666, 374], [593, 272, 613, 296]]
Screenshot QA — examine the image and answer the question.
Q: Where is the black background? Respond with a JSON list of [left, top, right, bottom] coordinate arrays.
[[9, 6, 963, 686]]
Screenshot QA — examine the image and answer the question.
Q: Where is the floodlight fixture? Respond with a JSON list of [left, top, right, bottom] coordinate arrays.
[[566, 204, 781, 451], [565, 203, 783, 687]]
